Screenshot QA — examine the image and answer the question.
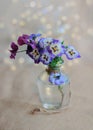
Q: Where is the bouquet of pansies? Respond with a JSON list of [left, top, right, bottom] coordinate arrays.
[[9, 33, 80, 85]]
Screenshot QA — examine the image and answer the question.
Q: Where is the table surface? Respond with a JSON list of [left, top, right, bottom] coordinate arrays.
[[0, 62, 93, 130], [0, 0, 93, 130]]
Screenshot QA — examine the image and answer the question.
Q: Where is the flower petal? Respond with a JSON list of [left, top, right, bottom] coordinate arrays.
[[17, 34, 29, 45], [38, 38, 53, 48], [48, 41, 65, 58], [29, 33, 41, 41], [40, 50, 52, 65], [27, 48, 40, 64], [65, 45, 81, 60], [11, 42, 18, 51]]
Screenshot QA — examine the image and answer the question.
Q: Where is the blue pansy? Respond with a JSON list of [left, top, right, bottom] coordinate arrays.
[[49, 72, 67, 85], [40, 50, 52, 65], [65, 45, 81, 60], [26, 34, 42, 49], [48, 40, 65, 58], [29, 33, 41, 41], [38, 38, 53, 48], [28, 33, 41, 45]]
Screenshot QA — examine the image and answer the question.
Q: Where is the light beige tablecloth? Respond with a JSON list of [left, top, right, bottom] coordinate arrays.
[[0, 62, 93, 130]]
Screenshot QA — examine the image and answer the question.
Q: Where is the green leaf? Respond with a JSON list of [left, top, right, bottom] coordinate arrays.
[[49, 57, 64, 68], [61, 41, 64, 44]]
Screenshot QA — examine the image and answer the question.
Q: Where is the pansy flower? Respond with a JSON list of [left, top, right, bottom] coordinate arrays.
[[27, 33, 42, 47], [38, 38, 53, 48], [26, 45, 33, 54], [40, 50, 52, 65], [48, 40, 65, 58], [49, 72, 67, 85], [65, 45, 81, 60], [29, 33, 41, 41], [17, 34, 29, 46], [27, 40, 37, 49], [28, 33, 41, 44], [27, 47, 40, 63], [10, 42, 18, 59]]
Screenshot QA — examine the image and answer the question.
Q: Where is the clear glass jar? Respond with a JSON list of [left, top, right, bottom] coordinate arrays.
[[37, 67, 71, 110]]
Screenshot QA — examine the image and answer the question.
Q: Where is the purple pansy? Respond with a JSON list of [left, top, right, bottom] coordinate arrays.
[[65, 45, 81, 60], [27, 47, 40, 63], [9, 33, 81, 69], [17, 34, 29, 46], [26, 45, 33, 54], [29, 33, 41, 39], [40, 50, 52, 65], [49, 72, 66, 85], [38, 38, 53, 48], [48, 40, 65, 58], [10, 42, 18, 59], [29, 33, 41, 42], [27, 40, 37, 49], [27, 33, 42, 47]]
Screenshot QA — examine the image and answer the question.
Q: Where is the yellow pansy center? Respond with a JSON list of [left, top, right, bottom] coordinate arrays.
[[31, 49, 40, 59], [68, 49, 75, 56]]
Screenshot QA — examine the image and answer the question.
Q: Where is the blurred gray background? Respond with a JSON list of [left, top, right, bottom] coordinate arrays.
[[0, 0, 93, 130]]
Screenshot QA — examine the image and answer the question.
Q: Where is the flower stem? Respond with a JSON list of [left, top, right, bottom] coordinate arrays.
[[17, 50, 27, 53], [58, 86, 64, 107]]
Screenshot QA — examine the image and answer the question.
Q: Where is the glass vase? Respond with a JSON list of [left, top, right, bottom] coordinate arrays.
[[37, 67, 71, 110]]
